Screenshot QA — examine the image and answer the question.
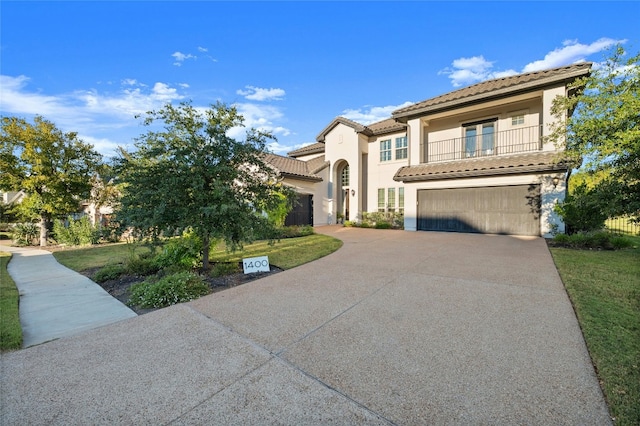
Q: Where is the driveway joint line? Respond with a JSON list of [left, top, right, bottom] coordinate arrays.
[[275, 278, 397, 357]]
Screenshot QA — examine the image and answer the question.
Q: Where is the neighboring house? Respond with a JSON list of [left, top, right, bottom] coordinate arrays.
[[1, 191, 26, 206], [268, 63, 591, 237]]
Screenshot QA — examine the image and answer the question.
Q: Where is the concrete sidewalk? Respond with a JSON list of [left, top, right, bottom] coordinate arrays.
[[1, 245, 136, 347], [0, 228, 611, 424]]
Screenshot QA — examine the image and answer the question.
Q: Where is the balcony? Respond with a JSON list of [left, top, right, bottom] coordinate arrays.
[[424, 125, 543, 163]]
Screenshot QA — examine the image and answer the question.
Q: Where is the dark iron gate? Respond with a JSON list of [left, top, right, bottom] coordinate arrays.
[[285, 194, 313, 226]]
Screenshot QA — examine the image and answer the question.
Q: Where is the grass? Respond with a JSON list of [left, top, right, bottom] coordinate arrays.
[[53, 234, 343, 273], [550, 238, 640, 425], [210, 234, 343, 270], [52, 242, 152, 271], [0, 252, 23, 351]]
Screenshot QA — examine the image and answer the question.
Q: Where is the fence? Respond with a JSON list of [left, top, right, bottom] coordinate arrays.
[[605, 217, 640, 236]]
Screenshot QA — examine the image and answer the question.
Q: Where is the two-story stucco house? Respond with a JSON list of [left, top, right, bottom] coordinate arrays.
[[269, 62, 591, 237]]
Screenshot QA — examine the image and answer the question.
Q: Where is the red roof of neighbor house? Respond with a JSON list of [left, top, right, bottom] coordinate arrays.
[[393, 152, 573, 182], [264, 153, 324, 182], [393, 62, 592, 119]]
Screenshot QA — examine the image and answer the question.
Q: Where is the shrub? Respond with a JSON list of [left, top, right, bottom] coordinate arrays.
[[555, 184, 607, 234], [374, 221, 392, 229], [11, 223, 39, 246], [552, 230, 633, 250], [211, 262, 240, 277], [53, 216, 101, 246], [125, 253, 160, 276], [129, 271, 210, 308], [361, 212, 404, 229], [272, 225, 315, 238], [93, 264, 126, 283], [154, 233, 202, 270]]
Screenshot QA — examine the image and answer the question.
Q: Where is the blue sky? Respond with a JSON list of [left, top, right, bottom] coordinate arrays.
[[1, 1, 639, 159]]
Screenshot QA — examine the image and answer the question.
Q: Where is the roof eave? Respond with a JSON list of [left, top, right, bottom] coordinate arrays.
[[393, 66, 591, 121], [393, 162, 569, 183]]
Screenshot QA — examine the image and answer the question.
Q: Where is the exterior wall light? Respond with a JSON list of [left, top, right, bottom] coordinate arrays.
[[351, 189, 355, 196], [552, 176, 560, 188]]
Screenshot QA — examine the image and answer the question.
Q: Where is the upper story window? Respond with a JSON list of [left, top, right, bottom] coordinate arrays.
[[464, 119, 496, 157], [512, 114, 525, 126], [380, 140, 392, 162], [395, 137, 407, 160]]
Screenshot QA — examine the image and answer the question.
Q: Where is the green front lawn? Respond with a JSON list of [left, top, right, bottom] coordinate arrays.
[[0, 252, 22, 351], [550, 240, 640, 425], [53, 234, 343, 273]]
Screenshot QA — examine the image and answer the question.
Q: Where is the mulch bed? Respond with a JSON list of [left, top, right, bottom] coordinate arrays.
[[81, 265, 283, 315]]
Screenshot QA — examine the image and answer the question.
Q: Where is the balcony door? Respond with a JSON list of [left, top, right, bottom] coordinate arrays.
[[464, 119, 496, 157]]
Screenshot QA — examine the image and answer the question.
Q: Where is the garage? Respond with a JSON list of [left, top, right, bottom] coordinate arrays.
[[417, 185, 540, 236]]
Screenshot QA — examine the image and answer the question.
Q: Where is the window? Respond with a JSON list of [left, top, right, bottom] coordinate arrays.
[[341, 165, 349, 187], [395, 137, 407, 160], [464, 120, 496, 157], [512, 114, 525, 126], [377, 188, 385, 212], [398, 187, 404, 214], [388, 188, 396, 212], [380, 140, 392, 162]]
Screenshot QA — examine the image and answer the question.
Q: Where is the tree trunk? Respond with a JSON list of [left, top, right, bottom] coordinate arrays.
[[202, 234, 210, 272], [39, 214, 50, 247]]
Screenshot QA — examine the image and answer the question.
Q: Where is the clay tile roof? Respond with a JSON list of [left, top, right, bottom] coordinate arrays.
[[393, 62, 592, 119], [288, 142, 326, 157], [393, 152, 572, 182], [316, 117, 372, 142], [264, 153, 323, 182], [306, 155, 330, 174], [367, 118, 407, 135]]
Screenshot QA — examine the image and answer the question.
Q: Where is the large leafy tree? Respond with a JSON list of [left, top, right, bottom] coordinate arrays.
[[116, 101, 292, 270], [0, 116, 102, 246], [550, 47, 640, 221]]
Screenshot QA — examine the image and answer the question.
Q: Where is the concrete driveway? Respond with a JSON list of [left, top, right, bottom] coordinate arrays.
[[0, 227, 611, 425]]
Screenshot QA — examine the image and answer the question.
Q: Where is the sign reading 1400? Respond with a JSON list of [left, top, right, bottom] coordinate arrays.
[[242, 256, 270, 274]]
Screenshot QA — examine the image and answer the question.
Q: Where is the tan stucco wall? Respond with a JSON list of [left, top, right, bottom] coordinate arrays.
[[367, 131, 408, 213]]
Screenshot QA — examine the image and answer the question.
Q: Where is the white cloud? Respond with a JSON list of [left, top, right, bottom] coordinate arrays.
[[439, 55, 517, 87], [522, 37, 625, 72], [0, 74, 189, 156], [236, 86, 286, 101], [227, 102, 290, 140], [172, 51, 196, 66], [341, 101, 414, 124], [440, 38, 626, 87], [172, 48, 217, 66], [267, 141, 300, 155]]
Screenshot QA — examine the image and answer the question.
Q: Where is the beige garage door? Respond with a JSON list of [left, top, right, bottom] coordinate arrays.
[[417, 185, 540, 236]]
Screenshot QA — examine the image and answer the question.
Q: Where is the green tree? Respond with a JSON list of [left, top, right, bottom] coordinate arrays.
[[549, 46, 640, 221], [116, 101, 292, 270], [0, 116, 102, 246]]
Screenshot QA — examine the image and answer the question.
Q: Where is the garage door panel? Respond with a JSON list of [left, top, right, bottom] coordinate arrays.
[[417, 185, 540, 236]]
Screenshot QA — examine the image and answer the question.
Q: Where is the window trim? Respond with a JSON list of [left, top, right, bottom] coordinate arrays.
[[395, 136, 407, 160], [377, 188, 385, 212], [463, 118, 497, 158], [380, 139, 392, 162]]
